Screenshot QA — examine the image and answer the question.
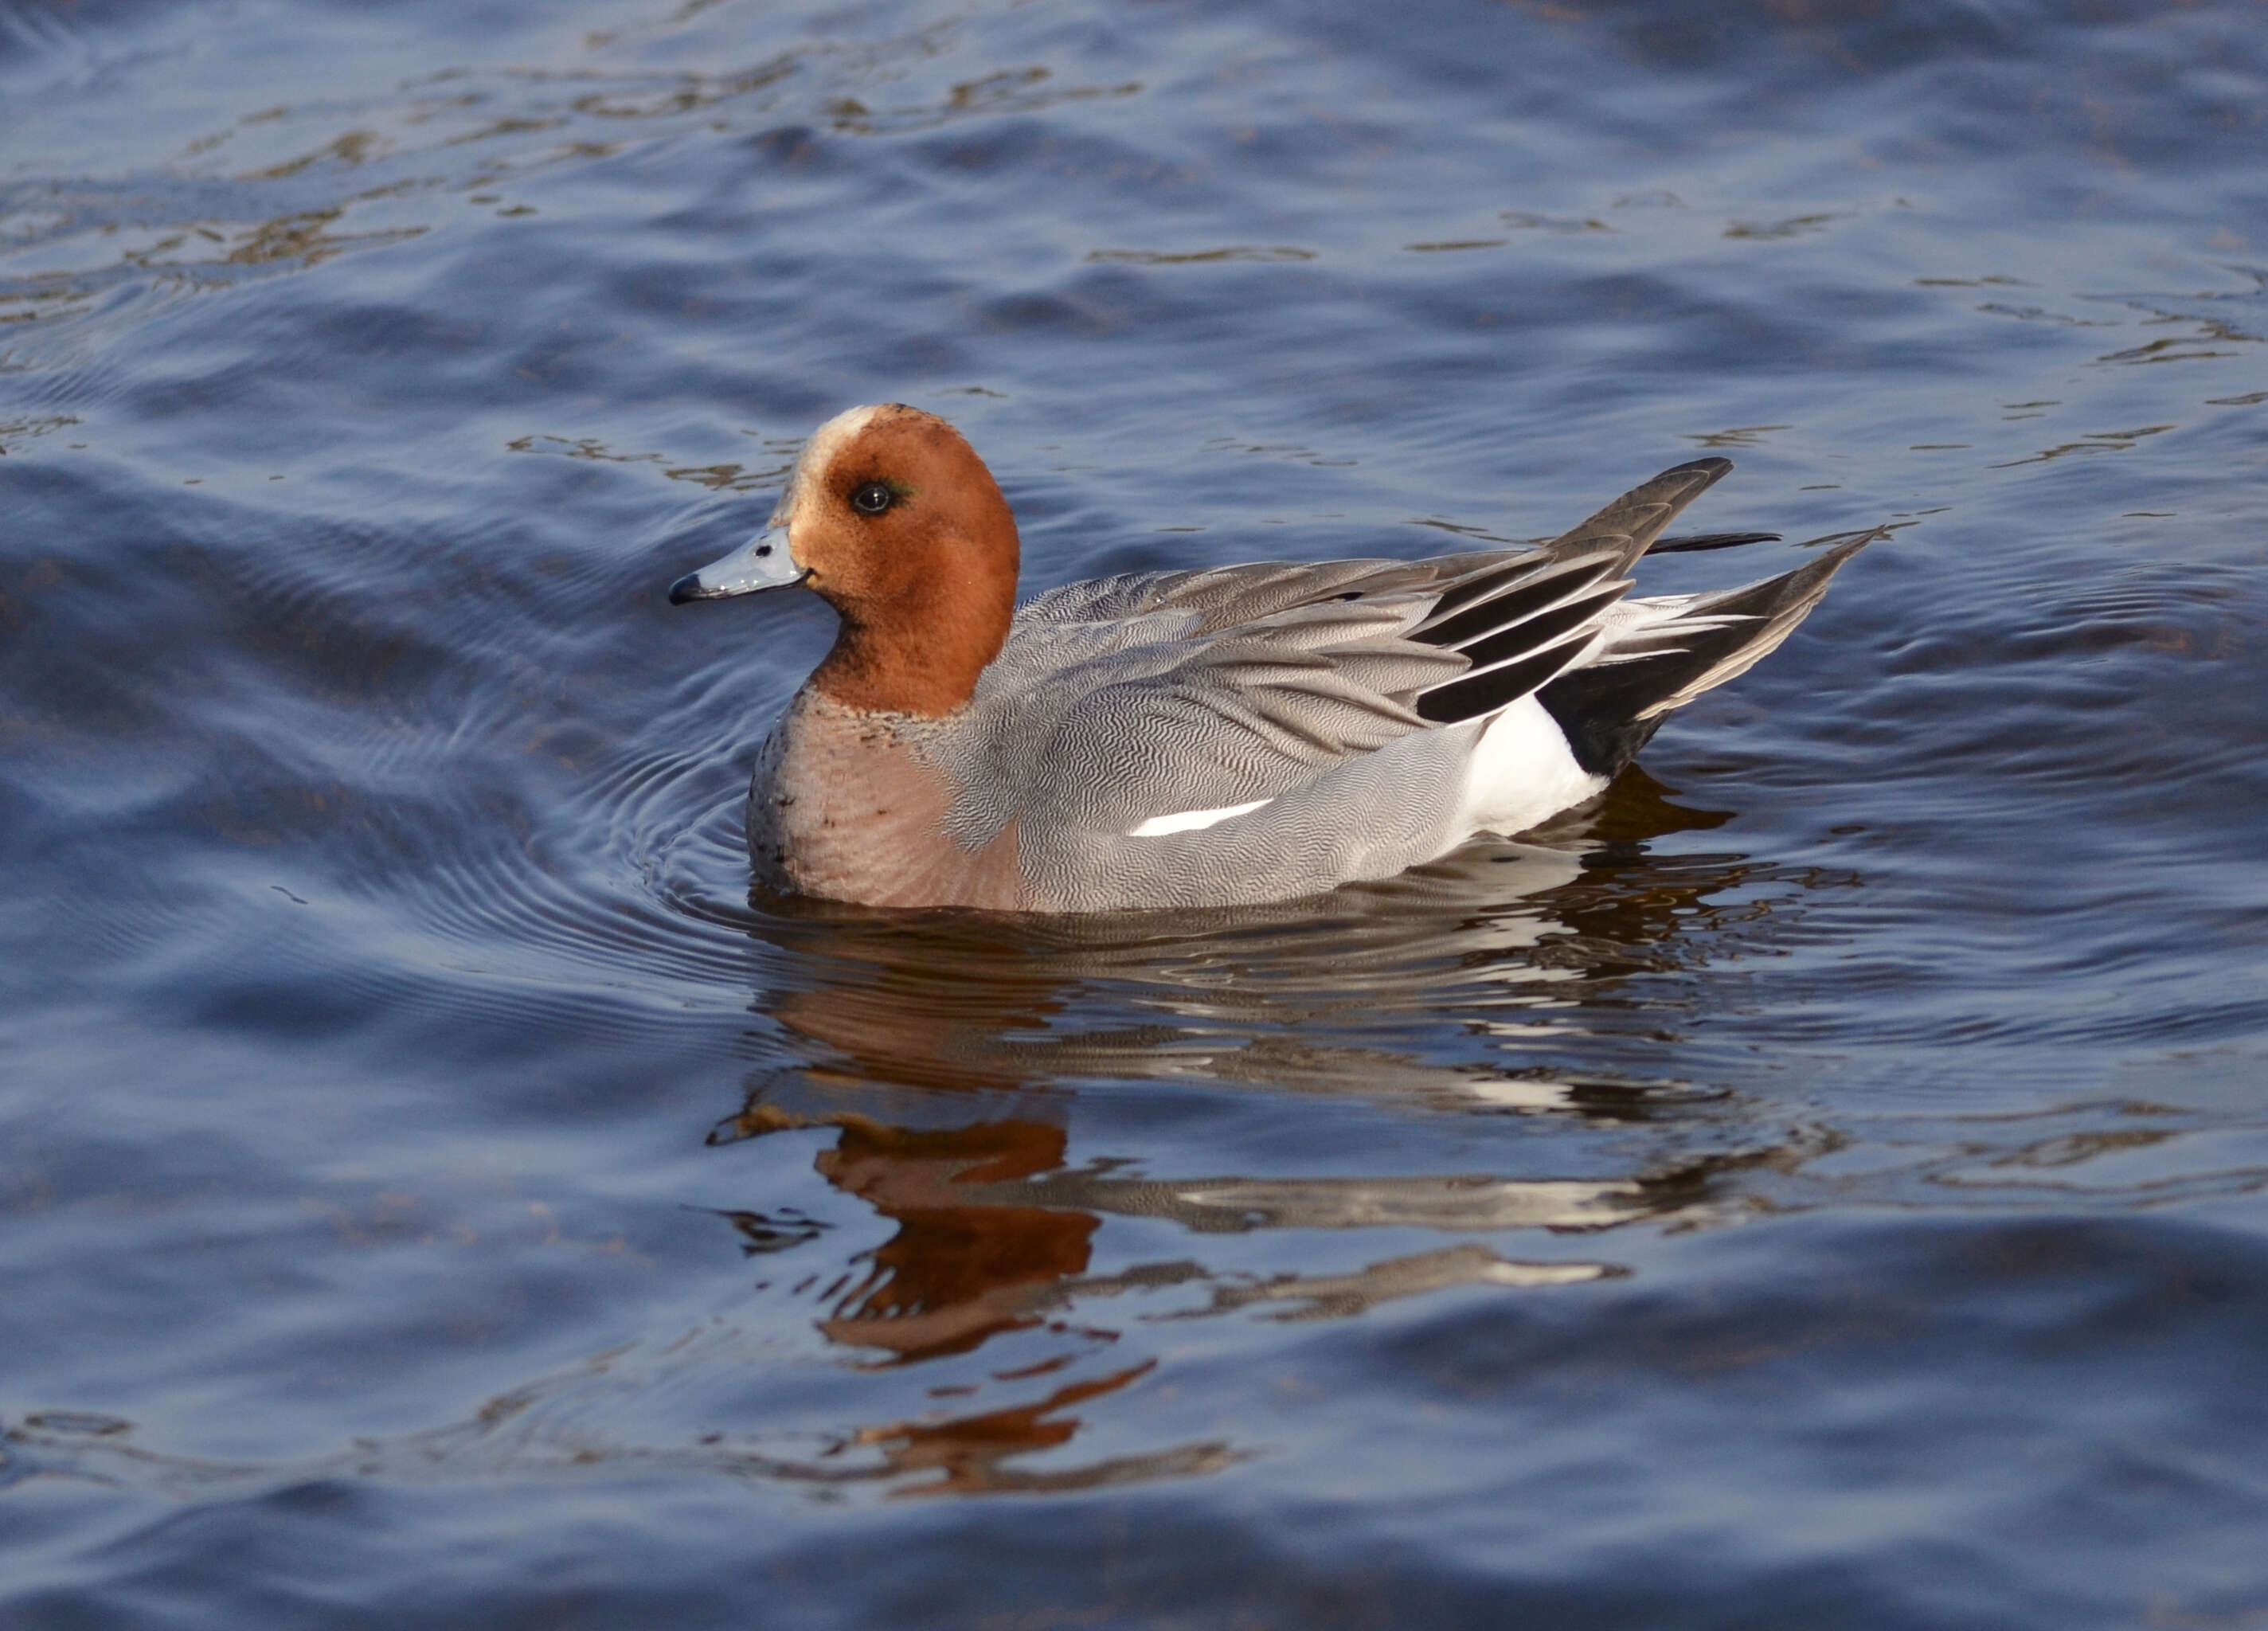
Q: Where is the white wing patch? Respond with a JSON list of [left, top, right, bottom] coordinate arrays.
[[1128, 797, 1275, 838]]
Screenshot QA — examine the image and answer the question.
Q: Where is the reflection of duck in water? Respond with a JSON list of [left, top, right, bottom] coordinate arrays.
[[711, 782, 1827, 1351], [718, 1101, 1803, 1364], [671, 405, 1868, 910], [804, 1117, 1097, 1364], [680, 766, 1843, 1490]]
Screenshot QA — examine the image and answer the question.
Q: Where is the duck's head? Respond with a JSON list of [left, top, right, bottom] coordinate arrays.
[[671, 404, 1021, 716]]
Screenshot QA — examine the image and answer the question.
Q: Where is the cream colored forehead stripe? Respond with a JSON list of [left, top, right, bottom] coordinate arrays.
[[773, 404, 886, 526]]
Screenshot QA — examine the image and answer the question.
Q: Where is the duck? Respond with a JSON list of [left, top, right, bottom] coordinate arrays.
[[670, 404, 1867, 913]]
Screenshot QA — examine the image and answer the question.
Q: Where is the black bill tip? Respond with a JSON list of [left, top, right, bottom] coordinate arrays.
[[667, 572, 710, 605]]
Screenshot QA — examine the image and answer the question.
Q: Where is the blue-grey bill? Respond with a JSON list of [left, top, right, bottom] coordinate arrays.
[[668, 526, 806, 604]]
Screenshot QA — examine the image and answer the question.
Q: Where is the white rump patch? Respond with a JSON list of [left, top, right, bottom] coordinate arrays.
[[1128, 797, 1274, 838], [1458, 694, 1607, 836]]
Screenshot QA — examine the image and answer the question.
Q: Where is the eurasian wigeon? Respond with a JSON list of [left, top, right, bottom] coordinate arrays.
[[671, 404, 1866, 913]]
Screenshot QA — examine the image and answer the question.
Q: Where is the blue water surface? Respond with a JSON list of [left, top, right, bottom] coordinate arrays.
[[2, 0, 2266, 1623]]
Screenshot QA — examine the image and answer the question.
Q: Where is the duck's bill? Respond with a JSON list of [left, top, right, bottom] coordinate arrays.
[[668, 526, 807, 604]]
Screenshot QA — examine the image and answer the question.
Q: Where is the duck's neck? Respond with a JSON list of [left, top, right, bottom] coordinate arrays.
[[810, 585, 1012, 718]]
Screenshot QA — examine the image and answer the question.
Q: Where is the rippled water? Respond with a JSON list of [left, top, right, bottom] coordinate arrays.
[[4, 0, 2266, 1622]]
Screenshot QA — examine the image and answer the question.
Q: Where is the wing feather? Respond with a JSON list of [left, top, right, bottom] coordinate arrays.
[[964, 460, 1859, 837]]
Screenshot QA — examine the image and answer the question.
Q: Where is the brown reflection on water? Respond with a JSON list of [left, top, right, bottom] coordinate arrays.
[[836, 1362, 1242, 1498], [815, 1119, 1098, 1364]]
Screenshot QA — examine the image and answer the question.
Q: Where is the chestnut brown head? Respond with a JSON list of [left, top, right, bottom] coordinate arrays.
[[671, 404, 1022, 716]]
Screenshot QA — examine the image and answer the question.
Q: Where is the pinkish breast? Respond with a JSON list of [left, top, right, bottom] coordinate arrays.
[[748, 690, 1025, 911]]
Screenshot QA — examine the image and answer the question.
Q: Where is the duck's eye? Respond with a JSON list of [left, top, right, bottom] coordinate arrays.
[[850, 481, 894, 516]]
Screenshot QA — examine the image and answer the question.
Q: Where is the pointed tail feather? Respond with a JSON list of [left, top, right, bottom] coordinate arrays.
[[1539, 456, 1736, 576], [1538, 532, 1872, 776]]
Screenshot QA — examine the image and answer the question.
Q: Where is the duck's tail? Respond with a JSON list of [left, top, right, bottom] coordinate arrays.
[[1537, 530, 1874, 777], [1397, 457, 1871, 759]]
